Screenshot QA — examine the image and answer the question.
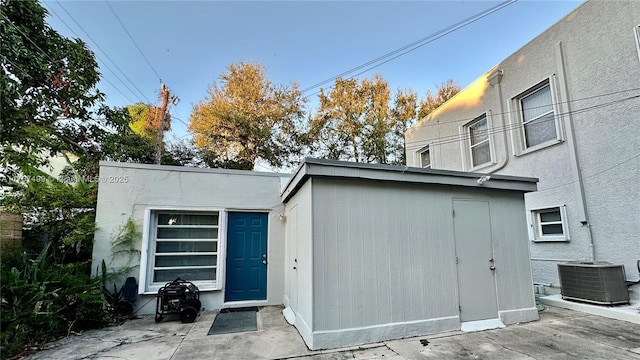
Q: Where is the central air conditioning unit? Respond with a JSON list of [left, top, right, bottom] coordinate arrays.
[[557, 262, 629, 305]]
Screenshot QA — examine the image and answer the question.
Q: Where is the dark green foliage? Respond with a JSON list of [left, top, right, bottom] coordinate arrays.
[[2, 167, 97, 264], [1, 0, 104, 170], [106, 218, 141, 278], [0, 248, 111, 358], [0, 3, 175, 357]]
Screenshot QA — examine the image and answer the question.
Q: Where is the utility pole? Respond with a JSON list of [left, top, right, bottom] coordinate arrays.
[[154, 83, 170, 165]]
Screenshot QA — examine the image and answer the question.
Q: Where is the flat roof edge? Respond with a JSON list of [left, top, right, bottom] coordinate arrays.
[[302, 158, 538, 183], [99, 161, 289, 178], [281, 158, 538, 201]]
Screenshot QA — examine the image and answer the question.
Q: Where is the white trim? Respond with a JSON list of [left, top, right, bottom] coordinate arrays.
[[139, 206, 226, 294], [634, 24, 640, 62], [222, 299, 270, 307], [507, 101, 518, 157], [138, 209, 152, 294], [461, 318, 505, 332], [307, 315, 460, 350], [464, 112, 496, 171], [527, 205, 570, 242], [549, 75, 564, 141], [525, 210, 535, 241], [458, 126, 467, 171], [218, 209, 228, 292], [417, 144, 433, 169], [512, 78, 564, 156], [99, 160, 287, 178]]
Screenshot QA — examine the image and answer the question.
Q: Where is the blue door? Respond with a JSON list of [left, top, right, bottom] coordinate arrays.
[[225, 212, 268, 301]]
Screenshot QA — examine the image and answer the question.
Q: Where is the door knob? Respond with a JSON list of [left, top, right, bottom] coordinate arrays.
[[490, 265, 496, 271]]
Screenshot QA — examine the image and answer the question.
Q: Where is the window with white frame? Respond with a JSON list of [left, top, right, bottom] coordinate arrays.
[[419, 146, 432, 168], [527, 206, 569, 242], [467, 115, 492, 168], [519, 81, 558, 149], [147, 211, 221, 289], [635, 24, 640, 61]]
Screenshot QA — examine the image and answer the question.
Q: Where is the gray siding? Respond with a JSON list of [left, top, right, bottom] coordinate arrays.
[[451, 188, 536, 311], [284, 179, 314, 342], [311, 179, 458, 331]]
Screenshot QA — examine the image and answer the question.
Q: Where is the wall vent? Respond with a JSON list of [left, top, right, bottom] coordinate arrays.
[[557, 262, 629, 305]]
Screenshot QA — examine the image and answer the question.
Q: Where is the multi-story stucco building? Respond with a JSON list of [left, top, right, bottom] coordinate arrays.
[[405, 0, 640, 295]]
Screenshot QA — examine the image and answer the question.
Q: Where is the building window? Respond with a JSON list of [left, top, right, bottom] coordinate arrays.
[[419, 146, 432, 168], [467, 115, 491, 168], [147, 211, 221, 290], [527, 206, 569, 242], [519, 81, 557, 148]]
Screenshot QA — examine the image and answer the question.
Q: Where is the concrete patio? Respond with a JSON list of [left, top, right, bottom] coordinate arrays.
[[26, 305, 640, 360]]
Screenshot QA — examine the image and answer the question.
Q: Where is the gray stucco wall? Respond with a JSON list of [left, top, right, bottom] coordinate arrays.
[[405, 0, 640, 287], [93, 162, 287, 314]]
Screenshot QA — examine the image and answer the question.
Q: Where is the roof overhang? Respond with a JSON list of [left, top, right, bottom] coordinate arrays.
[[281, 158, 538, 203]]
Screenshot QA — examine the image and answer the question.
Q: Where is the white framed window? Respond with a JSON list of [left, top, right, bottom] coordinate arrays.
[[519, 81, 558, 149], [527, 205, 570, 242], [634, 24, 640, 62], [466, 114, 492, 168], [140, 209, 223, 293], [418, 145, 433, 168]]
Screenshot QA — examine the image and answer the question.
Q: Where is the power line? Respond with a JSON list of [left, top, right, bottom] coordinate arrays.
[[40, 3, 139, 104], [170, 114, 190, 128], [1, 55, 30, 79], [0, 12, 56, 64], [2, 9, 142, 105], [1, 13, 123, 133], [51, 0, 153, 103], [409, 94, 640, 149], [406, 93, 640, 149], [301, 0, 517, 95], [105, 0, 163, 83], [537, 152, 640, 194], [410, 86, 640, 132]]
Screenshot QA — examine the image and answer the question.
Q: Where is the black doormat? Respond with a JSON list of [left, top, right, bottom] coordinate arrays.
[[208, 307, 258, 335]]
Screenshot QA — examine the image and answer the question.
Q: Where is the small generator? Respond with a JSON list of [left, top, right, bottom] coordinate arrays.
[[155, 278, 201, 323]]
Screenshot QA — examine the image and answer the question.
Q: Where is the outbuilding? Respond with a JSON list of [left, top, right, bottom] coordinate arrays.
[[92, 162, 290, 313], [280, 158, 539, 349], [92, 158, 539, 350]]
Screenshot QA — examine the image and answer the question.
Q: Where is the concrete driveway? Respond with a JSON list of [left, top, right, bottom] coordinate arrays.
[[26, 305, 640, 360]]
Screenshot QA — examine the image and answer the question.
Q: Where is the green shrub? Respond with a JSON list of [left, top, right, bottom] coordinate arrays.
[[0, 248, 112, 358]]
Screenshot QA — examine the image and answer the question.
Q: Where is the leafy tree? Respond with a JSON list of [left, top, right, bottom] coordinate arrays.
[[417, 79, 461, 119], [390, 88, 418, 164], [0, 0, 162, 261], [309, 75, 416, 164], [166, 139, 208, 168], [189, 62, 306, 170], [1, 0, 104, 172], [361, 75, 392, 163], [126, 102, 162, 141], [310, 78, 367, 162]]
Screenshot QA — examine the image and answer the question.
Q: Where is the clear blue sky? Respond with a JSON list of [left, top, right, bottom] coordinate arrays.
[[42, 0, 583, 141]]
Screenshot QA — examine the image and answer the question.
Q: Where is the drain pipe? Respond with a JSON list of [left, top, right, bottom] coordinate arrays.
[[555, 41, 595, 261], [487, 69, 509, 173]]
